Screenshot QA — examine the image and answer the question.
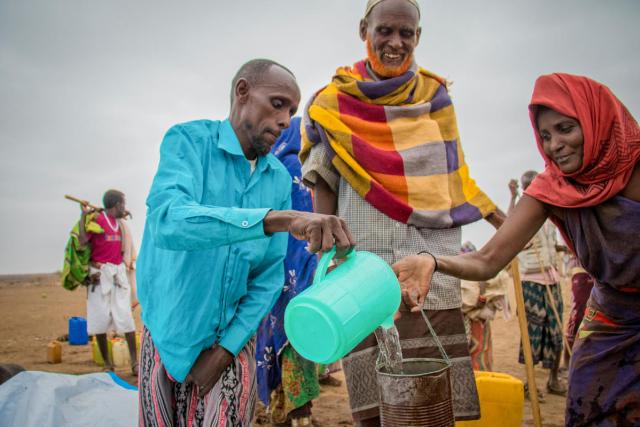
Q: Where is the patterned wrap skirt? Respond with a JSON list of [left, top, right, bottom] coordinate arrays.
[[518, 281, 563, 368], [566, 288, 640, 426], [138, 327, 257, 427]]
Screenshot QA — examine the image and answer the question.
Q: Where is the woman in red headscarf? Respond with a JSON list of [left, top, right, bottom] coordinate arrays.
[[392, 73, 640, 425]]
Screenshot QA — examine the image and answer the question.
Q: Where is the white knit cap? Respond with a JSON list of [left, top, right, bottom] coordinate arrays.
[[364, 0, 420, 19]]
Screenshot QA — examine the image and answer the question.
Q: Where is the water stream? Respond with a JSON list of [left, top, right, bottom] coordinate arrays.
[[374, 324, 403, 374]]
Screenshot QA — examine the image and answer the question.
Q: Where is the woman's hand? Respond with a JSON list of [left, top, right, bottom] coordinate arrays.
[[391, 255, 436, 312]]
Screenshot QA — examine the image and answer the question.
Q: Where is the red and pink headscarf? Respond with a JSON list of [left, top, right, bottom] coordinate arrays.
[[525, 73, 640, 208]]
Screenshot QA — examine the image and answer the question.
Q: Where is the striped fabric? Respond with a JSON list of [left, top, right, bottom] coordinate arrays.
[[138, 327, 256, 427], [300, 60, 496, 228]]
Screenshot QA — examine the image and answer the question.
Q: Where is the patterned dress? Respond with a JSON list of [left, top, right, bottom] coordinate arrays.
[[558, 195, 640, 426]]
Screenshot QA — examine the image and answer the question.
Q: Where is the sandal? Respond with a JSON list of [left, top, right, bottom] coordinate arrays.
[[546, 381, 567, 396], [291, 417, 312, 427], [524, 383, 546, 403], [318, 374, 342, 387]]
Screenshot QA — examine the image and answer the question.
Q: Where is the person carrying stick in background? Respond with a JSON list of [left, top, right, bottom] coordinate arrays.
[[508, 172, 566, 399], [75, 189, 139, 375]]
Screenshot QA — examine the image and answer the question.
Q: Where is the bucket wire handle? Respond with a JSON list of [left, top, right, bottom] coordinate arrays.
[[420, 309, 450, 364]]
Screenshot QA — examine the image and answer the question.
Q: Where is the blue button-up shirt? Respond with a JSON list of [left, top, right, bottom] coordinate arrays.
[[137, 119, 291, 381]]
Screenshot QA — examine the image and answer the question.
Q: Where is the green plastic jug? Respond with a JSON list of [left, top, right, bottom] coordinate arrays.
[[284, 246, 401, 364]]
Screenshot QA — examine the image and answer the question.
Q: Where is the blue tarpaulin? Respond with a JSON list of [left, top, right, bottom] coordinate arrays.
[[0, 371, 137, 426]]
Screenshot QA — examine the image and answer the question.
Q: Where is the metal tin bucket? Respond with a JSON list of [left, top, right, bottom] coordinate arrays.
[[376, 311, 455, 427]]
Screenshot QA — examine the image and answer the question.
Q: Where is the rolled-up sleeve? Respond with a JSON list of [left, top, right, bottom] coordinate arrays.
[[218, 195, 291, 355], [300, 142, 340, 193], [146, 125, 270, 251]]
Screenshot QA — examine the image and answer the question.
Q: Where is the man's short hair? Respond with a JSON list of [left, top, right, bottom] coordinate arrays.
[[229, 58, 295, 104], [522, 170, 538, 181], [103, 189, 125, 209], [521, 170, 538, 190]]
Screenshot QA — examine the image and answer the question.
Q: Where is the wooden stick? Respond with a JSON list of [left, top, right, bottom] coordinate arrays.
[[64, 194, 103, 212], [510, 259, 542, 427], [65, 194, 132, 219]]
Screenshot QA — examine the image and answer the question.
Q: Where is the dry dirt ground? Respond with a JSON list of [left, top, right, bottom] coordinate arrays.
[[0, 273, 570, 426]]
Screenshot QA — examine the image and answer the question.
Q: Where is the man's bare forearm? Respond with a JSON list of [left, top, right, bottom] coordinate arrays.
[[485, 208, 506, 229], [78, 214, 89, 246], [263, 208, 355, 256], [507, 196, 517, 216], [314, 176, 337, 215], [263, 210, 297, 234]]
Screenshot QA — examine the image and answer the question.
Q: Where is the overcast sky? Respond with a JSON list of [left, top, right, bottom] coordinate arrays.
[[1, 1, 638, 274]]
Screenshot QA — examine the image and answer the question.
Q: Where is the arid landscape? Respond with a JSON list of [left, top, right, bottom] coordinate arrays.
[[0, 273, 570, 426]]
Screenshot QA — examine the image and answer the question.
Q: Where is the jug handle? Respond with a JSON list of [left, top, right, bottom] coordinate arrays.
[[313, 246, 336, 286], [313, 246, 355, 286]]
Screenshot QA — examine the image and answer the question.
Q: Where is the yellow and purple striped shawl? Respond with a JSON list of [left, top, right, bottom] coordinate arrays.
[[300, 60, 496, 228]]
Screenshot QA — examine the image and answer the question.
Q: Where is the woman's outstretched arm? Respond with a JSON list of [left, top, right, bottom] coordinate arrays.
[[441, 195, 548, 280], [393, 195, 548, 310]]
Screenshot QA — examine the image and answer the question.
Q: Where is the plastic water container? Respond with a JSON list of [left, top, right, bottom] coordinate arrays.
[[112, 338, 130, 368], [68, 317, 88, 345], [285, 247, 401, 364], [455, 371, 524, 427], [47, 341, 62, 364]]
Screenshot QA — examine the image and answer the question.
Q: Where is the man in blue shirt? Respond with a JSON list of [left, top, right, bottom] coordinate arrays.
[[137, 59, 355, 426]]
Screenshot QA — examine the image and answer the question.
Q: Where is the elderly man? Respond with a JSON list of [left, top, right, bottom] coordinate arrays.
[[137, 59, 355, 426], [300, 1, 504, 424]]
